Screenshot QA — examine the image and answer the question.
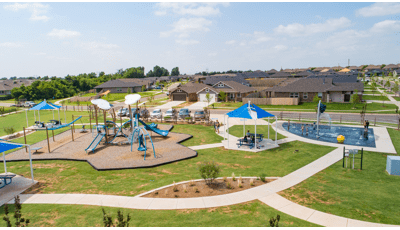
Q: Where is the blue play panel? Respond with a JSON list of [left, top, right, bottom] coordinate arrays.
[[282, 122, 376, 147]]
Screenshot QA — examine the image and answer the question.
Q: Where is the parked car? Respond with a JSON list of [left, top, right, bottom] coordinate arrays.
[[150, 109, 162, 118], [164, 108, 176, 118], [117, 108, 128, 117], [178, 108, 191, 119], [194, 110, 205, 120], [127, 108, 138, 117], [24, 101, 36, 107], [155, 86, 162, 90]]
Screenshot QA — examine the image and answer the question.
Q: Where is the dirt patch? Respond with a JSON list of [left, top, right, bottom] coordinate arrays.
[[143, 178, 276, 198], [162, 169, 178, 175], [217, 162, 251, 169], [137, 183, 149, 188]]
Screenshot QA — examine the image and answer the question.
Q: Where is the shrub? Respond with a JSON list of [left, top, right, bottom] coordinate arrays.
[[250, 178, 254, 186], [226, 182, 232, 189], [2, 196, 30, 227], [185, 117, 191, 120], [199, 161, 220, 185], [239, 175, 242, 183], [102, 208, 131, 227], [238, 180, 242, 188], [193, 186, 199, 193], [268, 215, 280, 227], [232, 172, 236, 181], [259, 173, 267, 182], [164, 116, 171, 120], [189, 179, 195, 187], [183, 185, 187, 193], [173, 181, 178, 192], [3, 126, 16, 136], [223, 176, 227, 182]]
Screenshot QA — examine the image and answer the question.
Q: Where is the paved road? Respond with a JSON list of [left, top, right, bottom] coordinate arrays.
[[0, 102, 14, 107]]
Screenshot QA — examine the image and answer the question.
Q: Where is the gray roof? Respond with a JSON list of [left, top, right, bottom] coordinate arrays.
[[383, 64, 398, 69], [0, 79, 35, 91], [212, 81, 256, 93], [239, 72, 269, 79], [269, 71, 292, 78], [307, 74, 359, 83], [202, 74, 249, 85], [294, 71, 313, 77], [94, 79, 143, 89]]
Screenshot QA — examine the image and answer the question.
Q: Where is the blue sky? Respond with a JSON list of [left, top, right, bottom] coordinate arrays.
[[1, 2, 400, 78]]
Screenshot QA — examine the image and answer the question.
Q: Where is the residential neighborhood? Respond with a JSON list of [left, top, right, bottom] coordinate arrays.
[[1, 2, 400, 228]]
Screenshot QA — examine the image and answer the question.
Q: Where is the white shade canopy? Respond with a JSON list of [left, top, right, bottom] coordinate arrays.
[[125, 94, 141, 105], [97, 101, 111, 110], [91, 99, 109, 105]]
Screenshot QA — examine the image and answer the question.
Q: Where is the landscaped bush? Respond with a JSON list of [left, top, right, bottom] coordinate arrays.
[[164, 116, 171, 120], [199, 161, 220, 185], [185, 117, 191, 120], [259, 173, 267, 182]]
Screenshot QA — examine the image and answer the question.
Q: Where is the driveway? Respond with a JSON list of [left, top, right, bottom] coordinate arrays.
[[184, 102, 209, 110]]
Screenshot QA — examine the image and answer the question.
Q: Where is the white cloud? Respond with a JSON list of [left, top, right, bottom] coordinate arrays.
[[208, 52, 217, 57], [0, 42, 24, 48], [369, 20, 400, 34], [175, 39, 199, 45], [249, 31, 272, 44], [4, 3, 50, 22], [155, 2, 227, 17], [47, 29, 81, 39], [225, 40, 236, 45], [274, 45, 288, 51], [161, 17, 212, 39], [81, 41, 119, 50], [274, 17, 351, 37], [315, 29, 369, 51], [356, 3, 400, 17]]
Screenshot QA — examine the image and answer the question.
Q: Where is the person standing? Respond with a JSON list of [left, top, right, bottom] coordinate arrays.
[[366, 120, 370, 129], [287, 119, 290, 130], [216, 120, 220, 134], [364, 120, 367, 129], [214, 120, 217, 133], [306, 125, 309, 136], [301, 125, 304, 135]]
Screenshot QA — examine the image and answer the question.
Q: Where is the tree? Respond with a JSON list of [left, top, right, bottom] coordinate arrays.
[[204, 92, 212, 107], [102, 208, 131, 227], [148, 94, 155, 104], [127, 88, 131, 94], [218, 91, 227, 102], [141, 85, 146, 92], [350, 90, 360, 109], [382, 92, 387, 107], [371, 82, 377, 96], [313, 94, 320, 103], [393, 83, 399, 97], [385, 81, 391, 90], [171, 67, 180, 76], [3, 196, 30, 227]]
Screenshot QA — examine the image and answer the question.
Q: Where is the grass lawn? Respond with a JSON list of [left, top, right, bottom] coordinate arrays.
[[362, 95, 390, 101], [0, 110, 95, 137], [387, 128, 400, 154], [278, 150, 400, 225], [393, 97, 400, 101], [0, 201, 319, 227], [227, 125, 286, 140], [213, 102, 397, 113], [0, 107, 19, 114], [166, 123, 223, 146], [362, 90, 381, 94], [0, 141, 335, 196], [145, 97, 169, 107]]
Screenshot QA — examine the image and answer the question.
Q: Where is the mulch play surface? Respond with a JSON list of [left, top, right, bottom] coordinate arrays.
[[143, 178, 276, 198], [1, 125, 197, 171]]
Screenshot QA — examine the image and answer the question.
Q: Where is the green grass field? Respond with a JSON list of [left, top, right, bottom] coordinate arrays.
[[0, 201, 319, 227], [0, 141, 335, 196], [393, 97, 400, 101], [362, 95, 390, 101], [387, 128, 400, 154], [227, 125, 286, 140], [279, 150, 400, 225], [164, 123, 223, 146]]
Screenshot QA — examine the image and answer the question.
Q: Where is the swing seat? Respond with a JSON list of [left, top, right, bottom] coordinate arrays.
[[138, 146, 146, 151]]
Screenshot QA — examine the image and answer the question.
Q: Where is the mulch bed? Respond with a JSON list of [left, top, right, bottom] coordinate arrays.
[[143, 177, 276, 198]]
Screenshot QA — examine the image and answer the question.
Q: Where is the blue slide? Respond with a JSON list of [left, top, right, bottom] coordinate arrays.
[[138, 119, 169, 137], [85, 132, 106, 153]]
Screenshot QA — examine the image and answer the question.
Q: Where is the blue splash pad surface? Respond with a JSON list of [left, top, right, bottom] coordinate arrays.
[[282, 122, 376, 147]]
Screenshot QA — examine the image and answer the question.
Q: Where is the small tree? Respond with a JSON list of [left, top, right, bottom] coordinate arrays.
[[371, 82, 377, 96], [313, 94, 320, 103], [199, 161, 220, 185], [393, 83, 399, 97], [350, 90, 360, 109], [218, 91, 227, 102], [148, 95, 155, 104], [268, 215, 280, 227], [141, 85, 146, 92], [127, 88, 131, 94], [3, 196, 30, 227], [3, 126, 16, 138], [204, 92, 212, 107], [385, 81, 391, 90], [102, 208, 131, 227]]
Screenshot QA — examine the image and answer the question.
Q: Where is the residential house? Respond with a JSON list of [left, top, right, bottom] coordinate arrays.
[[202, 74, 249, 86], [94, 79, 146, 93], [169, 82, 209, 101], [0, 79, 35, 96], [294, 71, 313, 78], [269, 71, 292, 78]]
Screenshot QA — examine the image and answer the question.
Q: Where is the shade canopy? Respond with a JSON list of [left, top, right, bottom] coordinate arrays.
[[49, 102, 62, 109], [29, 100, 57, 111], [125, 94, 141, 105], [0, 141, 23, 152], [91, 99, 108, 105], [226, 102, 275, 120]]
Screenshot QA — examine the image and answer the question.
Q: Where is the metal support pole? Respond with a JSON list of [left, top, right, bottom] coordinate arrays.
[[316, 100, 321, 136], [268, 117, 270, 140], [46, 127, 50, 153], [26, 110, 28, 128], [343, 147, 345, 168], [52, 130, 55, 142], [23, 127, 27, 152], [28, 146, 34, 182], [275, 116, 277, 145], [243, 118, 245, 137], [3, 152, 7, 174], [90, 113, 92, 133], [104, 110, 108, 145], [255, 118, 257, 149]]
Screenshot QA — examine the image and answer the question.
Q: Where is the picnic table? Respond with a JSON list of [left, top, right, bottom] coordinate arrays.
[[237, 138, 255, 149], [0, 174, 16, 189], [248, 133, 264, 141]]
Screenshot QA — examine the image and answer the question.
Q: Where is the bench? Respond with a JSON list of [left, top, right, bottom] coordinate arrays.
[[0, 174, 16, 189], [248, 133, 264, 141], [31, 147, 43, 153]]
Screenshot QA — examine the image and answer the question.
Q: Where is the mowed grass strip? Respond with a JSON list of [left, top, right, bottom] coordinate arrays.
[[362, 95, 390, 101], [0, 141, 335, 196], [387, 128, 400, 154], [167, 123, 224, 146], [227, 125, 286, 140], [278, 149, 400, 225], [0, 201, 319, 227]]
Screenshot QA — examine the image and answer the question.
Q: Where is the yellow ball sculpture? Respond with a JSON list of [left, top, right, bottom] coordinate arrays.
[[337, 135, 345, 144]]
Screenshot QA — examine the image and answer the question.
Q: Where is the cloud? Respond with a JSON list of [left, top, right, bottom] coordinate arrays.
[[175, 39, 199, 45], [274, 17, 351, 37], [274, 45, 288, 51], [208, 52, 217, 57], [369, 20, 400, 34], [315, 29, 369, 51], [47, 29, 81, 39], [3, 3, 50, 22], [225, 40, 236, 45], [81, 41, 119, 50], [161, 17, 212, 39], [249, 31, 272, 44], [0, 42, 24, 48], [356, 3, 400, 17], [155, 2, 228, 17]]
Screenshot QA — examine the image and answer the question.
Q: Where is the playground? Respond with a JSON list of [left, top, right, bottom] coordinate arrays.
[[1, 97, 400, 227]]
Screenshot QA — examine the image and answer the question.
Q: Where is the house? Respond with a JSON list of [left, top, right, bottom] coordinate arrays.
[[348, 66, 361, 72], [383, 64, 399, 73], [94, 79, 147, 93], [261, 77, 363, 103], [169, 81, 256, 102], [202, 74, 249, 86], [294, 71, 313, 78], [0, 79, 35, 96], [265, 69, 278, 75], [269, 71, 292, 78]]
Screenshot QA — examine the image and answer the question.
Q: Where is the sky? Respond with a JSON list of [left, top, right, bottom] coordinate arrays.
[[1, 1, 400, 78]]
